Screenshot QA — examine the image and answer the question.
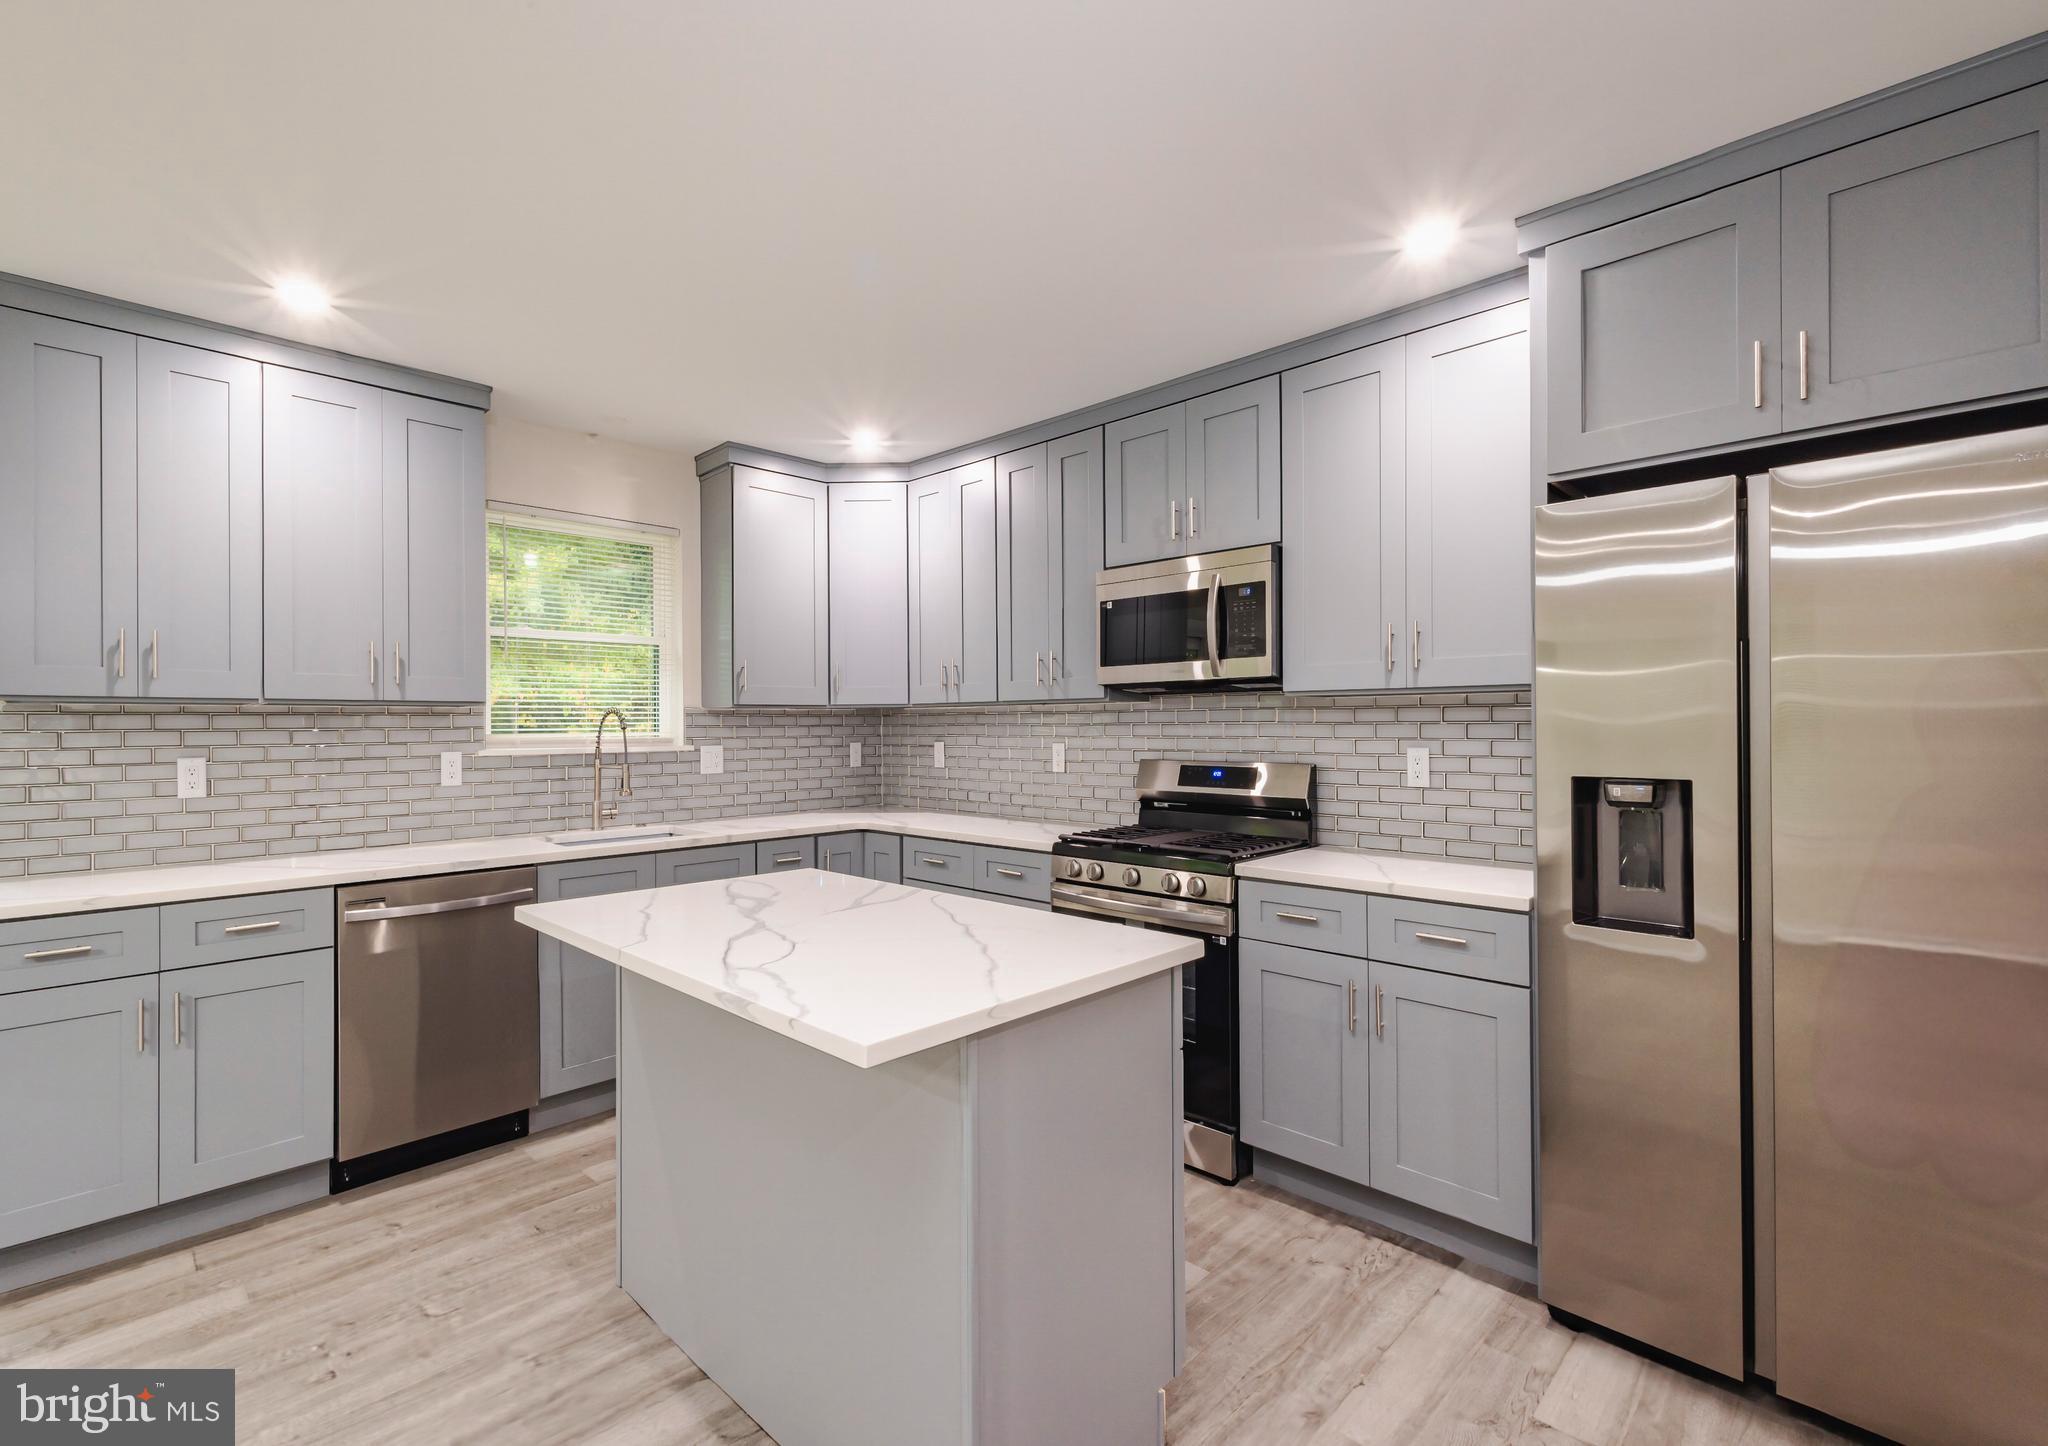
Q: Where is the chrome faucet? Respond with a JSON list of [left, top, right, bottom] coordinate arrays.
[[591, 708, 633, 829]]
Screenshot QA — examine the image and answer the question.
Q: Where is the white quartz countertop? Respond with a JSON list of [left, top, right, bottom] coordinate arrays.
[[0, 810, 1068, 922], [517, 869, 1202, 1069], [1235, 848, 1533, 912]]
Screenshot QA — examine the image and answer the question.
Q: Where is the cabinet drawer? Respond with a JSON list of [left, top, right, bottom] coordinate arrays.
[[1367, 897, 1530, 987], [754, 837, 816, 873], [654, 843, 754, 886], [160, 889, 334, 968], [903, 837, 973, 886], [0, 909, 160, 995], [970, 846, 1052, 903], [1239, 882, 1372, 957]]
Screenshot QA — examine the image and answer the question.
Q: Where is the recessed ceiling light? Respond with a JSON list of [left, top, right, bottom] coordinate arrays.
[[274, 276, 332, 315], [848, 427, 885, 458], [1400, 216, 1458, 261]]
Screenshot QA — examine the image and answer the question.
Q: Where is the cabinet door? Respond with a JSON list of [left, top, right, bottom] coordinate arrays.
[[1103, 401, 1184, 565], [1367, 961, 1532, 1242], [995, 443, 1055, 700], [827, 482, 908, 705], [1405, 304, 1533, 690], [0, 977, 157, 1249], [159, 951, 334, 1203], [818, 831, 863, 875], [263, 366, 386, 701], [1545, 173, 1781, 474], [956, 459, 997, 702], [1184, 376, 1279, 552], [382, 393, 486, 703], [755, 837, 817, 873], [135, 341, 262, 700], [1049, 426, 1105, 698], [656, 843, 755, 885], [732, 466, 829, 705], [1239, 940, 1370, 1183], [906, 471, 963, 703], [537, 855, 654, 1096], [0, 309, 137, 698], [1782, 82, 2048, 430], [863, 833, 902, 883], [1281, 339, 1405, 692]]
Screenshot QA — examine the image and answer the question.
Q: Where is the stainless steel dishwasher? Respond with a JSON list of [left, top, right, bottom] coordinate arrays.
[[334, 867, 540, 1187]]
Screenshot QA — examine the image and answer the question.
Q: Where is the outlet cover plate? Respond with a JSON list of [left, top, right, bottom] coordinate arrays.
[[439, 751, 463, 787], [176, 758, 207, 800], [933, 741, 946, 769], [700, 745, 725, 775], [1405, 746, 1430, 788], [1051, 742, 1067, 773], [850, 740, 863, 768]]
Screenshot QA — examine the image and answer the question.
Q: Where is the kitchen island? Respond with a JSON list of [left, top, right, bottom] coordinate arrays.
[[516, 868, 1201, 1446]]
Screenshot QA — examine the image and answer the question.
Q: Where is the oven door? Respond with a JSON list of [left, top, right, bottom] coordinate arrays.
[[1095, 544, 1277, 688], [1051, 880, 1246, 1182]]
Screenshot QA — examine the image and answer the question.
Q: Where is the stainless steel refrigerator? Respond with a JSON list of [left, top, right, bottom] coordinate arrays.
[[1534, 425, 2048, 1445]]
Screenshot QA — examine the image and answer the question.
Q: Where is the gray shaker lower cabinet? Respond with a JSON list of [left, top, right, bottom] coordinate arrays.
[[1239, 940, 1371, 1183], [817, 831, 863, 876], [0, 976, 159, 1250], [862, 833, 902, 883], [754, 837, 816, 873], [537, 855, 656, 1096], [654, 843, 755, 886], [1366, 960, 1533, 1243], [158, 951, 335, 1204]]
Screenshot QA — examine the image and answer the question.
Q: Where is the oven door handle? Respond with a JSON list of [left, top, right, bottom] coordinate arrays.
[[1052, 882, 1231, 934], [1205, 570, 1223, 676]]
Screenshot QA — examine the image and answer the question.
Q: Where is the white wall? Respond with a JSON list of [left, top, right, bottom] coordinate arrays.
[[485, 412, 703, 701]]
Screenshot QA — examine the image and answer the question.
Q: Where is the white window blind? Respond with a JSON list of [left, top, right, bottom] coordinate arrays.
[[486, 506, 680, 743]]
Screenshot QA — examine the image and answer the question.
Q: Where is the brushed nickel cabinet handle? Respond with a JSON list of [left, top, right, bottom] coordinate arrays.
[[1752, 340, 1763, 409], [1170, 499, 1180, 541], [23, 944, 94, 961], [1798, 329, 1810, 401], [994, 866, 1025, 879], [393, 641, 404, 688], [136, 996, 145, 1054], [1188, 495, 1198, 535], [737, 661, 747, 694], [832, 666, 841, 699], [918, 854, 948, 867], [1412, 930, 1470, 948], [173, 990, 183, 1047], [772, 852, 802, 865], [116, 627, 126, 680], [1049, 648, 1060, 680], [150, 628, 159, 682], [222, 920, 283, 935], [1035, 651, 1044, 687], [1273, 909, 1320, 924], [369, 642, 378, 688], [1413, 621, 1421, 669], [1385, 625, 1395, 672], [1375, 984, 1385, 1038], [1347, 979, 1357, 1034]]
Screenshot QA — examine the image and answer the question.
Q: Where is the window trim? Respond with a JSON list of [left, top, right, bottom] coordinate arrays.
[[484, 500, 685, 750]]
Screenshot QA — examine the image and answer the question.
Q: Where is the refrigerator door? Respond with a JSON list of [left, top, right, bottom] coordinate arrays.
[[1534, 477, 1746, 1379], [1768, 427, 2048, 1443]]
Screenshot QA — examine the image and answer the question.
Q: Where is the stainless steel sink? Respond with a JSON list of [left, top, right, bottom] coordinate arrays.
[[544, 826, 679, 848]]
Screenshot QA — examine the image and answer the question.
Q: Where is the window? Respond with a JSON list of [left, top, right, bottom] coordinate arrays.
[[486, 505, 680, 745]]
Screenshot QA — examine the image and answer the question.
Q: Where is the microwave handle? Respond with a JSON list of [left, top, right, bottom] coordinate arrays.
[[1205, 571, 1222, 674]]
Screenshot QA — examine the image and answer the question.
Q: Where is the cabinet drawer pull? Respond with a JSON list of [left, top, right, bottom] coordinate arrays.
[[222, 920, 284, 935], [1412, 930, 1470, 948], [771, 853, 802, 865], [1273, 910, 1321, 924], [993, 866, 1025, 879], [1375, 984, 1385, 1038], [1346, 979, 1357, 1034], [22, 944, 94, 961], [174, 990, 184, 1047], [918, 854, 949, 867]]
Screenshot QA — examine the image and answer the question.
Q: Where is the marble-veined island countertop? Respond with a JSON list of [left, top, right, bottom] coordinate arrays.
[[516, 866, 1203, 1068]]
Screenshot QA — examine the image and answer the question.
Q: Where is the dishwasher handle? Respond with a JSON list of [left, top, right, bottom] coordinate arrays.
[[344, 886, 536, 922]]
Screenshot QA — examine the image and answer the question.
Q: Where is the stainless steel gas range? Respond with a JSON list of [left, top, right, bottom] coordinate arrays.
[[1051, 760, 1314, 1182]]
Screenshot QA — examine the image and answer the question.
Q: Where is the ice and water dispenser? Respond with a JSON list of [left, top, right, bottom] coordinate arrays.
[[1571, 778, 1694, 937]]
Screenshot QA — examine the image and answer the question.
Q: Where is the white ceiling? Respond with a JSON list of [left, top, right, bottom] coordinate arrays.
[[3, 1, 2041, 464]]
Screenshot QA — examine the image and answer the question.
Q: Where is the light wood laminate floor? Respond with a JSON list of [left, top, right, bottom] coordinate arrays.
[[0, 1115, 1851, 1445]]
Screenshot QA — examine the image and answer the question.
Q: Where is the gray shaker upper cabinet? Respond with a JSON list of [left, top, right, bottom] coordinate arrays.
[[731, 466, 830, 705], [995, 428, 1103, 701], [263, 366, 386, 702], [954, 458, 998, 702], [907, 459, 996, 703], [1103, 401, 1185, 565], [1281, 339, 1406, 692], [381, 393, 486, 704], [827, 482, 908, 706], [1404, 304, 1532, 691], [0, 309, 137, 699], [1183, 375, 1280, 553], [1780, 81, 2048, 430], [136, 341, 262, 701], [1544, 173, 1782, 475]]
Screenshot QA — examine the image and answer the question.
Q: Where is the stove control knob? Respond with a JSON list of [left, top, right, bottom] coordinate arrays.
[[1122, 866, 1142, 887], [1185, 876, 1207, 898], [1086, 862, 1105, 882], [1160, 872, 1182, 894], [1064, 858, 1084, 879]]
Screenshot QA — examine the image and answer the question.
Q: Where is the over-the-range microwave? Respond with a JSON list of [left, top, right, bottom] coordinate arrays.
[[1095, 543, 1278, 690]]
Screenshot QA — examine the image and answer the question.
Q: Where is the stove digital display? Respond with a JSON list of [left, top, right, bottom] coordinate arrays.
[[1179, 764, 1258, 790]]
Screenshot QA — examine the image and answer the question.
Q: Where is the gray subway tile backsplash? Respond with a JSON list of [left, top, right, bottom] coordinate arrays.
[[0, 688, 1532, 879]]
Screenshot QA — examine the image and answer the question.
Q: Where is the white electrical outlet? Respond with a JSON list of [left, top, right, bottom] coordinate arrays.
[[849, 741, 863, 768], [1051, 742, 1067, 774], [1405, 746, 1430, 788], [176, 758, 207, 800], [700, 745, 725, 775], [932, 741, 946, 769], [439, 751, 463, 787]]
